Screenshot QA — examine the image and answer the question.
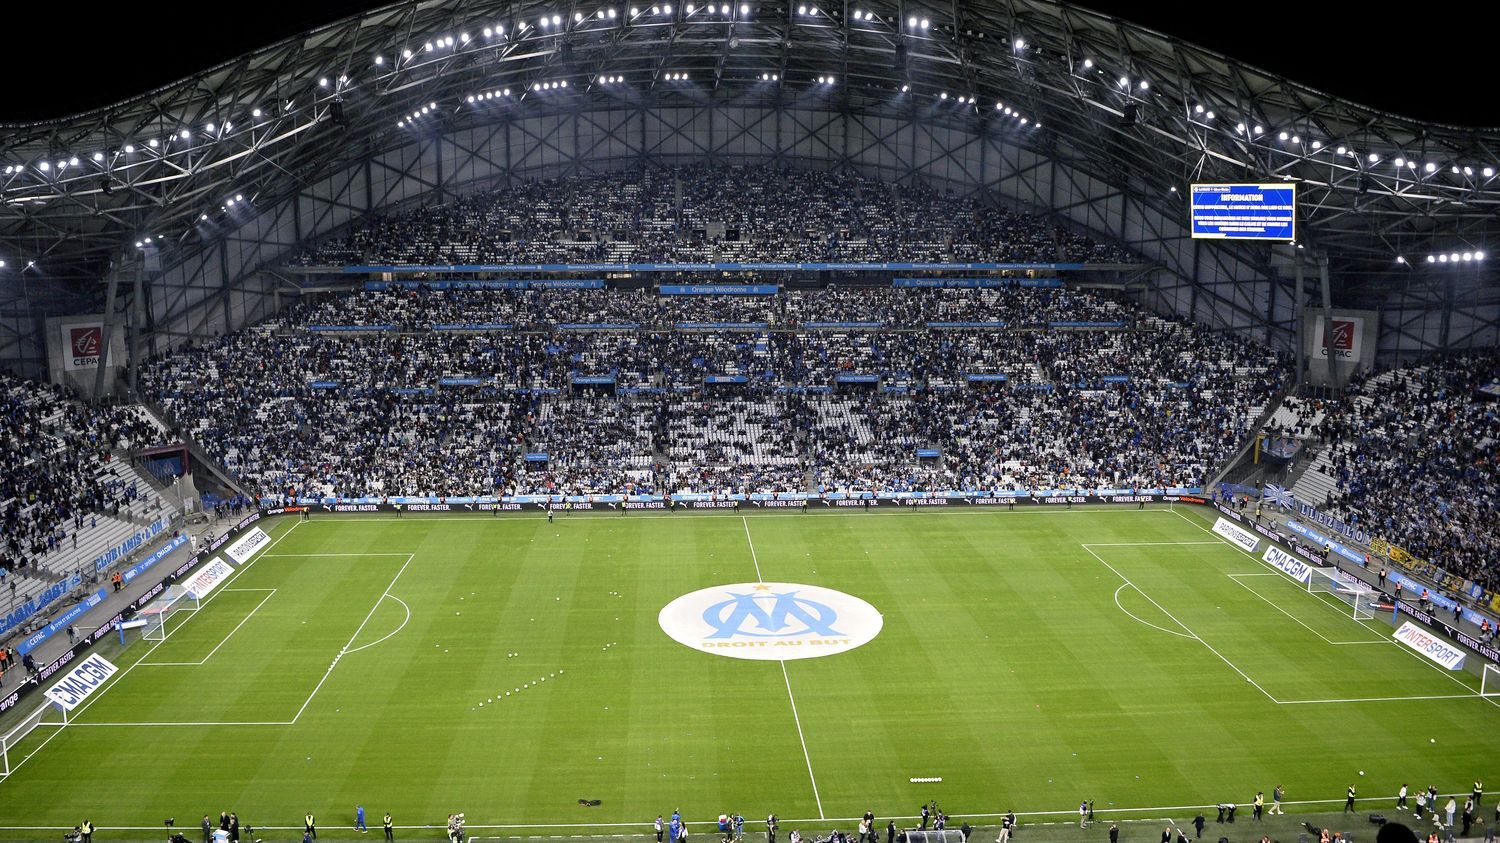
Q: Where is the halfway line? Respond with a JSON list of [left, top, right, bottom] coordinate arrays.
[[741, 515, 823, 819]]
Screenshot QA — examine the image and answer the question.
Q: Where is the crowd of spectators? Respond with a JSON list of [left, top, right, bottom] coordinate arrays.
[[1306, 353, 1500, 591], [0, 374, 162, 578], [295, 165, 1136, 267], [292, 284, 1139, 332], [139, 284, 1285, 501]]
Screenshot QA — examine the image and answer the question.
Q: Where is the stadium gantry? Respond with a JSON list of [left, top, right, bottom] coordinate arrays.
[[0, 0, 1497, 374]]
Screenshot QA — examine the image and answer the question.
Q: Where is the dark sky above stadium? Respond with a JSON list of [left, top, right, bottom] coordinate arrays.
[[3, 1, 1495, 125]]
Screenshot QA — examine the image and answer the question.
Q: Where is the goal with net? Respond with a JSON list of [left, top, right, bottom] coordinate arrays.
[[0, 699, 69, 779], [1307, 567, 1377, 621], [1483, 663, 1500, 698], [903, 831, 967, 843], [138, 585, 201, 641]]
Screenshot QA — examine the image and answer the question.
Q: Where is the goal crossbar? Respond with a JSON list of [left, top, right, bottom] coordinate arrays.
[[0, 699, 69, 779], [139, 585, 201, 641], [1306, 567, 1377, 621]]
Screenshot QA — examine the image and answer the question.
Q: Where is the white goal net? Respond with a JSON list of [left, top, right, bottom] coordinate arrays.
[[0, 699, 69, 779], [1482, 663, 1500, 698], [1307, 567, 1377, 621], [139, 585, 201, 641]]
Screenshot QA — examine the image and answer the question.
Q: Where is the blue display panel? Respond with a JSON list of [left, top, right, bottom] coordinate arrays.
[[1189, 184, 1296, 240]]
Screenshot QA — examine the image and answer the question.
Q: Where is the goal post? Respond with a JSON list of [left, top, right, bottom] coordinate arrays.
[[903, 831, 967, 843], [1482, 663, 1500, 698], [0, 699, 69, 779], [139, 585, 201, 642], [1307, 567, 1376, 621]]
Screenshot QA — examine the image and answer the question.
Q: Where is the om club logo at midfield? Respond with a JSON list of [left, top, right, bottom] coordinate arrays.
[[658, 582, 883, 661]]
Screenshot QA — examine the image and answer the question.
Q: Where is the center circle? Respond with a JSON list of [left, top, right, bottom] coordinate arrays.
[[658, 582, 884, 661]]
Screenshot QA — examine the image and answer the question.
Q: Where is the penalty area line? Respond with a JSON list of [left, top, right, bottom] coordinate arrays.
[[0, 519, 306, 779], [290, 553, 415, 723], [1112, 583, 1195, 639], [345, 594, 412, 654], [138, 589, 278, 667], [1082, 543, 1280, 704]]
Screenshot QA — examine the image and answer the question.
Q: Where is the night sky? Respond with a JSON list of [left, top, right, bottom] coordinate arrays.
[[2, 0, 1495, 126]]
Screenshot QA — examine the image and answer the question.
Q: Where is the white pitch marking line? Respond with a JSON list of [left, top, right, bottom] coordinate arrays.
[[1223, 575, 1386, 646], [1174, 509, 1500, 708], [309, 507, 1176, 523], [0, 795, 1454, 832], [741, 515, 766, 583], [780, 660, 825, 820], [1085, 541, 1224, 546], [1379, 628, 1500, 708], [1113, 583, 1195, 639], [260, 552, 414, 556], [345, 594, 412, 654], [1275, 693, 1480, 705], [1169, 508, 1392, 636], [0, 519, 305, 778], [741, 515, 823, 820], [69, 720, 294, 726], [139, 589, 278, 666], [291, 553, 415, 724], [1082, 543, 1280, 704], [12, 794, 1425, 833]]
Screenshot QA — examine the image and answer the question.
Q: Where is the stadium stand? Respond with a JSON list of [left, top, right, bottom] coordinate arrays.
[[295, 166, 1135, 267], [138, 282, 1287, 501], [1285, 353, 1500, 591], [0, 374, 179, 620]]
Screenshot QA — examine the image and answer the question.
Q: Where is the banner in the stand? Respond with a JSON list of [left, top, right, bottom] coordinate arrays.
[[292, 492, 1205, 513], [1291, 501, 1370, 544], [346, 262, 1088, 274], [659, 284, 778, 296], [893, 277, 1064, 288], [1284, 520, 1365, 565]]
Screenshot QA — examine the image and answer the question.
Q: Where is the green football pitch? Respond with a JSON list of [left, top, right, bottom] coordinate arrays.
[[1, 505, 1496, 840]]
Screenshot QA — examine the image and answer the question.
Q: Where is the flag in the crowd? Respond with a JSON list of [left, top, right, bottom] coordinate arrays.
[[1264, 483, 1295, 508]]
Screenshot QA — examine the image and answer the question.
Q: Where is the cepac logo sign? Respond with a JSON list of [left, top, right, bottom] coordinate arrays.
[[1312, 315, 1363, 361], [1324, 319, 1355, 352], [659, 582, 883, 660], [64, 324, 105, 370]]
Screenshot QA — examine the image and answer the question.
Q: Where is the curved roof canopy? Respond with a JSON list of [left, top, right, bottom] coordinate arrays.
[[2, 0, 1497, 297]]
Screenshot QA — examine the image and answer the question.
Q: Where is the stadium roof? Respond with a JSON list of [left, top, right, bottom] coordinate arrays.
[[1, 0, 1497, 306]]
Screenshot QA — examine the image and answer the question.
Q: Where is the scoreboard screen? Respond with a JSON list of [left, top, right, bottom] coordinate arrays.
[[1189, 183, 1296, 241]]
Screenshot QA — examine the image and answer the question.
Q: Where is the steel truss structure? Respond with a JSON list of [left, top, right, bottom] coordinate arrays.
[[0, 0, 1496, 373]]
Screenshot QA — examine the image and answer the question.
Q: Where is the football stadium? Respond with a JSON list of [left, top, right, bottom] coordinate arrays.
[[0, 1, 1496, 842]]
